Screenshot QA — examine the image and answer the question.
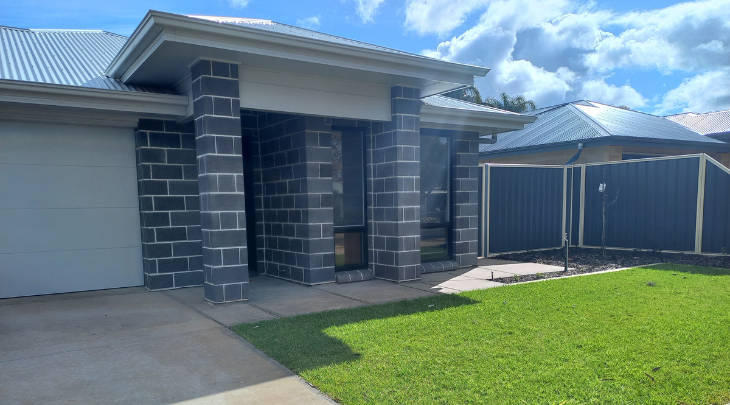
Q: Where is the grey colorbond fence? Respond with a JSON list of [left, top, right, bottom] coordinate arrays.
[[479, 154, 730, 257]]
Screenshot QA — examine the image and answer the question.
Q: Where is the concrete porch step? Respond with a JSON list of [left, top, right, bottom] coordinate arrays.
[[335, 269, 375, 283]]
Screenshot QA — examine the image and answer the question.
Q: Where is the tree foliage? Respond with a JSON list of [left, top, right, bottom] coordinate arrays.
[[442, 86, 537, 113], [483, 92, 537, 113]]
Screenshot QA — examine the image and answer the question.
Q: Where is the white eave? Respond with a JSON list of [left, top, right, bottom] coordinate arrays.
[[0, 79, 189, 119], [105, 11, 489, 96], [420, 103, 537, 136]]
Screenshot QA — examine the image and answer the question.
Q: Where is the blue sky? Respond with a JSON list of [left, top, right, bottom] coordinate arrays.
[[2, 0, 729, 115]]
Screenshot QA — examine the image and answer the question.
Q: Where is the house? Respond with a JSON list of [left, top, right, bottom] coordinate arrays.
[[0, 11, 535, 302], [665, 109, 730, 144], [479, 100, 730, 167]]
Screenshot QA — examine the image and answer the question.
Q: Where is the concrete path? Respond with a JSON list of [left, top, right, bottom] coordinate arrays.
[[0, 258, 564, 404], [0, 288, 335, 405], [163, 259, 565, 326]]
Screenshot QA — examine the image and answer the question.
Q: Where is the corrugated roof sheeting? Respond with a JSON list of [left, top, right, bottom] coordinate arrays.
[[480, 100, 726, 154], [0, 26, 175, 94], [480, 103, 609, 153], [665, 110, 730, 136], [422, 95, 521, 115], [189, 15, 422, 59]]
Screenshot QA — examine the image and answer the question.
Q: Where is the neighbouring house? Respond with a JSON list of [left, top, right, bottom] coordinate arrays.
[[0, 11, 536, 302], [665, 109, 730, 144], [479, 100, 730, 167]]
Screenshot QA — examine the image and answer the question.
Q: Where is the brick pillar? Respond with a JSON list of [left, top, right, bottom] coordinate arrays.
[[369, 86, 422, 282], [191, 60, 248, 303], [452, 131, 480, 267], [257, 114, 336, 284], [135, 119, 203, 290]]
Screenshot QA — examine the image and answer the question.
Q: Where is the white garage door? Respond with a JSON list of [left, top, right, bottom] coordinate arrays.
[[0, 121, 144, 298]]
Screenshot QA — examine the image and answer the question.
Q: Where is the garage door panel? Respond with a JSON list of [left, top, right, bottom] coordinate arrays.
[[0, 247, 144, 298], [0, 165, 139, 209], [0, 122, 136, 167], [0, 208, 141, 254]]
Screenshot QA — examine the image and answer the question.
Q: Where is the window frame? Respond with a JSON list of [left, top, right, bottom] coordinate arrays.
[[419, 132, 453, 263], [331, 126, 368, 271]]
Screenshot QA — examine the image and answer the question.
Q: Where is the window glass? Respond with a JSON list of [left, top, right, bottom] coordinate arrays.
[[335, 232, 363, 267], [332, 130, 364, 227], [420, 133, 451, 262], [421, 227, 449, 262], [420, 135, 450, 223]]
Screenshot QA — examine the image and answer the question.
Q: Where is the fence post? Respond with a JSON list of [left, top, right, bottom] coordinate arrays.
[[485, 165, 491, 257], [562, 167, 567, 247], [578, 164, 586, 247], [695, 154, 707, 254]]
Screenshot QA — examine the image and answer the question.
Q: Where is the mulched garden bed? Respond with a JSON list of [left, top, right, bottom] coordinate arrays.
[[491, 247, 730, 284]]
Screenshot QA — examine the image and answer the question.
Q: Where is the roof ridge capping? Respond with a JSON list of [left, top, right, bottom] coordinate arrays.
[[187, 15, 273, 25]]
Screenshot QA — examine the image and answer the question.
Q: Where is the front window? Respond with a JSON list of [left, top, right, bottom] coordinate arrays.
[[420, 133, 451, 262], [332, 128, 366, 270]]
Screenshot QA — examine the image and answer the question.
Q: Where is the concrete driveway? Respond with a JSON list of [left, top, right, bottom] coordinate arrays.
[[0, 287, 334, 405]]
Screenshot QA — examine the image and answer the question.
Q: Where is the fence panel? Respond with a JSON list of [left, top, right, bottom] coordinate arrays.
[[582, 157, 700, 252], [566, 166, 582, 247], [487, 165, 565, 255], [701, 158, 730, 254]]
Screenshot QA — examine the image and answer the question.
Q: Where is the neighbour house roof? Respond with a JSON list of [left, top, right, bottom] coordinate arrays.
[[480, 100, 729, 156], [664, 110, 730, 140], [0, 26, 174, 93]]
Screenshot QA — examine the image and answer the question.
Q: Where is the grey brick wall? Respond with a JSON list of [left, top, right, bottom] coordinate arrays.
[[256, 114, 336, 284], [135, 119, 203, 290], [368, 86, 422, 282], [451, 130, 481, 267], [191, 60, 249, 303]]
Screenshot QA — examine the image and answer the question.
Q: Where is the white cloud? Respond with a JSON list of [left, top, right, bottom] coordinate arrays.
[[417, 0, 730, 113], [654, 69, 730, 115], [405, 0, 488, 36], [296, 16, 321, 30], [228, 0, 251, 9], [355, 0, 386, 23], [578, 79, 646, 108]]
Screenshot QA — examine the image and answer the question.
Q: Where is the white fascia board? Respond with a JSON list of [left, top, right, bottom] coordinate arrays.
[[0, 79, 188, 117], [420, 104, 537, 135], [108, 11, 488, 86]]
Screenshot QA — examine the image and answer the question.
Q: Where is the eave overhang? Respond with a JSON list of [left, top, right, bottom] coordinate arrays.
[[420, 104, 537, 140], [0, 79, 188, 118], [106, 11, 489, 97]]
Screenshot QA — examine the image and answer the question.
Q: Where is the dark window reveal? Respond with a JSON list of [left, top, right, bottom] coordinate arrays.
[[420, 133, 451, 262], [332, 128, 366, 270]]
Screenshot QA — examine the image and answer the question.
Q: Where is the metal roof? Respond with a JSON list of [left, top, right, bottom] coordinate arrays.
[[664, 110, 730, 136], [480, 101, 727, 154], [189, 15, 439, 61], [0, 26, 175, 93], [421, 95, 522, 115]]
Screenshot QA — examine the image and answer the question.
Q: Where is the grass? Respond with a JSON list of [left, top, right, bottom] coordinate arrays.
[[232, 264, 730, 404]]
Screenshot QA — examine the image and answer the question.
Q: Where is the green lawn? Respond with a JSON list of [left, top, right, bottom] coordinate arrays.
[[232, 264, 730, 404]]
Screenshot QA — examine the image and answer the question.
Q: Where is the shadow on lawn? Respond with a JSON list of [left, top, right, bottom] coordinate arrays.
[[644, 263, 730, 276], [232, 294, 479, 372]]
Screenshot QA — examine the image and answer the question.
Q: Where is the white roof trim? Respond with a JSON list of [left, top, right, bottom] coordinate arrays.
[[420, 104, 537, 135], [0, 79, 188, 118]]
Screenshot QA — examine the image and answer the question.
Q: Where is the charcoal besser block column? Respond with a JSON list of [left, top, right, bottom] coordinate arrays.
[[370, 86, 422, 282], [191, 60, 248, 303], [452, 131, 480, 267]]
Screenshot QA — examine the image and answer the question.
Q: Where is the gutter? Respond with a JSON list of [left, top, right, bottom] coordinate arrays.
[[0, 79, 189, 118], [420, 104, 537, 135]]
